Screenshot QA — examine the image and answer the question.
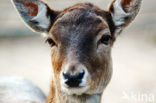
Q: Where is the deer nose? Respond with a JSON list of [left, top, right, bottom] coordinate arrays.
[[63, 70, 85, 87]]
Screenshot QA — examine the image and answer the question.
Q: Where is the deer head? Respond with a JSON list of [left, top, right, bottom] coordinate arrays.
[[12, 0, 142, 102]]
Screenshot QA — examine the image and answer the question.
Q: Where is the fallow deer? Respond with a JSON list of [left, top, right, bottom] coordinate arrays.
[[0, 0, 142, 103]]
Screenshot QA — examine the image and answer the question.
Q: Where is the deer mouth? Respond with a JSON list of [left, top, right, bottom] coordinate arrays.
[[61, 84, 90, 95]]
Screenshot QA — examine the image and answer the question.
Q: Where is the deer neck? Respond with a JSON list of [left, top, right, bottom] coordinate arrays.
[[47, 83, 102, 103]]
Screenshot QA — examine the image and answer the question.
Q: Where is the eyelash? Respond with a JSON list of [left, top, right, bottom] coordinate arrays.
[[46, 38, 56, 47], [99, 35, 112, 45], [45, 34, 112, 47]]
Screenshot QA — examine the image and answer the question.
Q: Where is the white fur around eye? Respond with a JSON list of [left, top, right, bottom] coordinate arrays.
[[97, 42, 111, 55]]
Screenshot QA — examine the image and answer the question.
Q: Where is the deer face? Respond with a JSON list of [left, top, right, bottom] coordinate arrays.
[[12, 0, 142, 96], [50, 5, 115, 95]]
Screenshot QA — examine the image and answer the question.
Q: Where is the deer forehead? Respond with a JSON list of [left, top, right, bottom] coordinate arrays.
[[50, 7, 110, 43]]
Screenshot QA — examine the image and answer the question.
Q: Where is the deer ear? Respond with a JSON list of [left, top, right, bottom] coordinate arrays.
[[12, 0, 60, 33], [108, 0, 142, 35]]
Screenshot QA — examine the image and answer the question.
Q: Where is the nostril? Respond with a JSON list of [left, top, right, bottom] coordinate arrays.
[[62, 70, 85, 87], [63, 72, 71, 80], [77, 70, 85, 80]]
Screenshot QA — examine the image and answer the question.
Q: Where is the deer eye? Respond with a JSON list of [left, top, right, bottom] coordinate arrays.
[[46, 38, 56, 47], [100, 35, 112, 45]]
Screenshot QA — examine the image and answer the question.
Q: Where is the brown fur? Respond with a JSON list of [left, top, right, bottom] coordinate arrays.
[[47, 3, 114, 103], [121, 0, 134, 12], [22, 1, 39, 17], [11, 0, 142, 103]]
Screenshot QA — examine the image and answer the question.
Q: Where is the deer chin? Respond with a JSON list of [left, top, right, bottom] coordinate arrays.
[[61, 85, 90, 95]]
